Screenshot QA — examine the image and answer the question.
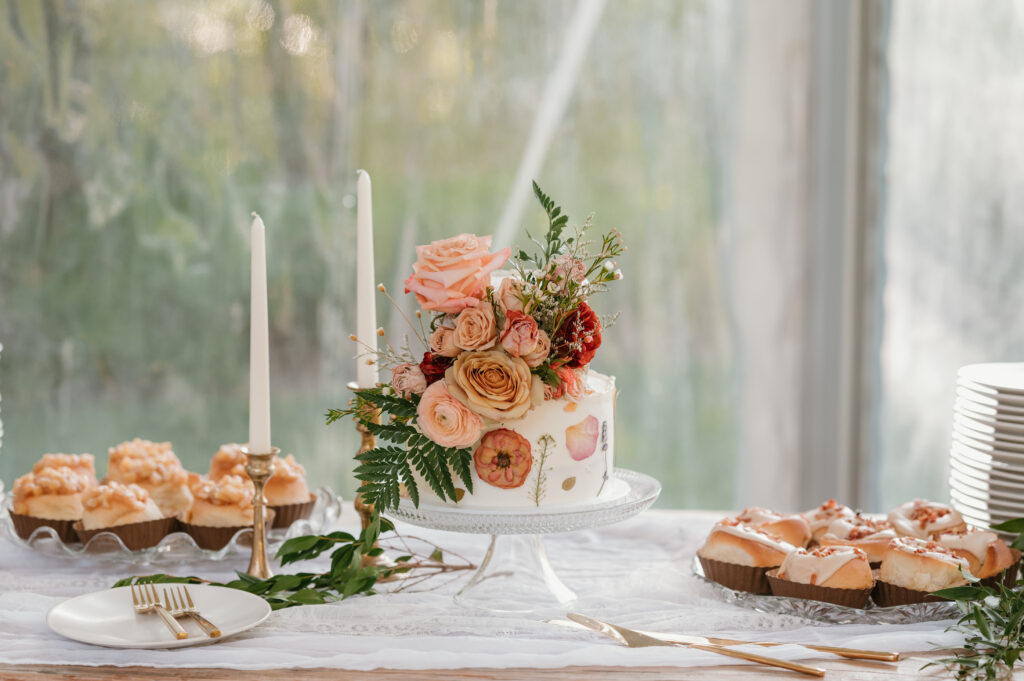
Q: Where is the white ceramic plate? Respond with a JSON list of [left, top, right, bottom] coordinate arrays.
[[47, 585, 271, 649], [951, 442, 1024, 469], [953, 423, 1024, 450], [950, 456, 1024, 487], [956, 399, 1024, 425], [957, 386, 1024, 412], [949, 476, 1024, 504], [949, 466, 1024, 494], [959, 363, 1024, 394], [950, 488, 1024, 514], [955, 413, 1024, 441], [953, 430, 1024, 457]]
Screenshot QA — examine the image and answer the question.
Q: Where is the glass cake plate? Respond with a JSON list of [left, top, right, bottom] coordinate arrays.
[[691, 556, 958, 625], [0, 487, 342, 565], [387, 468, 661, 613]]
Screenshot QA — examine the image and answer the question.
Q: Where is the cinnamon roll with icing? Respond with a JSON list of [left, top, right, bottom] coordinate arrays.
[[887, 499, 966, 539], [735, 507, 811, 548], [934, 528, 1018, 581], [817, 514, 896, 565], [802, 499, 856, 541]]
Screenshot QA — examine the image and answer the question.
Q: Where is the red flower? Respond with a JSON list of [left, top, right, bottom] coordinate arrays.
[[553, 302, 602, 368], [474, 429, 532, 489], [418, 352, 454, 386]]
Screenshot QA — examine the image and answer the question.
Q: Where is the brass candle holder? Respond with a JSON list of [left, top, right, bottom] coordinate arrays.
[[242, 445, 279, 579]]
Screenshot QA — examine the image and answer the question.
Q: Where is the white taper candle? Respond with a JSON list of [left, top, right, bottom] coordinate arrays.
[[249, 213, 272, 454], [356, 170, 379, 388]]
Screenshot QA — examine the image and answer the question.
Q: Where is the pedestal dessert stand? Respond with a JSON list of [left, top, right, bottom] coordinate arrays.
[[387, 468, 660, 613]]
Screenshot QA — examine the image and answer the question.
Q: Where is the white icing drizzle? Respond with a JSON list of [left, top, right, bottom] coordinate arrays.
[[778, 546, 866, 586], [935, 530, 998, 562], [803, 500, 855, 532], [889, 536, 971, 571], [737, 507, 783, 526], [887, 500, 964, 538], [827, 516, 896, 541], [712, 521, 796, 553]]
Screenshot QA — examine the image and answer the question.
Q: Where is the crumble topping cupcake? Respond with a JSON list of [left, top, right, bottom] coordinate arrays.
[[107, 439, 193, 517], [802, 499, 856, 541], [887, 499, 966, 539], [33, 453, 97, 485], [697, 517, 797, 594], [75, 481, 174, 549], [736, 507, 812, 548], [11, 467, 92, 542], [874, 536, 971, 606], [180, 474, 267, 549], [767, 545, 874, 608], [934, 527, 1019, 586], [208, 443, 247, 481], [817, 514, 895, 566], [208, 445, 314, 528]]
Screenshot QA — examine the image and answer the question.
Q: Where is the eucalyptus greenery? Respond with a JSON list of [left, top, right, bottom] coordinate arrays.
[[929, 518, 1024, 680]]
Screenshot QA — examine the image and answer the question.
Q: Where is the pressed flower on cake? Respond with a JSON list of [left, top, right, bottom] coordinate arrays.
[[474, 429, 532, 489]]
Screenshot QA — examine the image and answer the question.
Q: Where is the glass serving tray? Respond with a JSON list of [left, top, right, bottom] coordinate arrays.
[[691, 556, 958, 625], [0, 487, 342, 565]]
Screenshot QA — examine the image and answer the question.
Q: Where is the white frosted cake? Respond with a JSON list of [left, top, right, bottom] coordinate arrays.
[[413, 371, 616, 508]]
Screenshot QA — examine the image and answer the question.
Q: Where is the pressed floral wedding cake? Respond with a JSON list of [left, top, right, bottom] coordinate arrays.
[[336, 184, 623, 510]]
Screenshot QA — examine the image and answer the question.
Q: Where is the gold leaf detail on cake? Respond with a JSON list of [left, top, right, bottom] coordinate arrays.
[[562, 477, 576, 491], [454, 488, 465, 502]]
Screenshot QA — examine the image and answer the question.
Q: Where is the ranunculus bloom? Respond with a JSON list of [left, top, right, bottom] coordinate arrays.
[[429, 325, 460, 358], [521, 329, 550, 368], [473, 428, 532, 489], [391, 363, 427, 398], [495, 277, 532, 315], [454, 304, 497, 351], [419, 352, 454, 386], [416, 380, 484, 449], [404, 234, 511, 314], [553, 301, 602, 368], [446, 349, 542, 421], [500, 311, 543, 362]]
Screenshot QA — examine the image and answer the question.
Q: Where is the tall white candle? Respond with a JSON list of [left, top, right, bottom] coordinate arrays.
[[356, 170, 379, 388], [249, 213, 272, 454]]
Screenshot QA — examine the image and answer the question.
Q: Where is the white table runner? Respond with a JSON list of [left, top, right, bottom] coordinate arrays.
[[0, 509, 963, 670]]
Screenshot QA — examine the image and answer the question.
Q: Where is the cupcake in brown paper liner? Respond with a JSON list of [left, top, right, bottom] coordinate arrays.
[[933, 529, 1020, 590], [269, 494, 316, 529], [816, 514, 896, 568], [11, 466, 95, 543], [74, 481, 174, 550], [696, 517, 796, 594], [766, 545, 874, 609], [208, 445, 312, 529], [874, 536, 970, 607], [179, 474, 274, 550]]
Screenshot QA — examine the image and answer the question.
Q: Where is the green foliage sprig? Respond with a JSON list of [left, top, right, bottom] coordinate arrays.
[[326, 387, 473, 512], [928, 518, 1024, 680]]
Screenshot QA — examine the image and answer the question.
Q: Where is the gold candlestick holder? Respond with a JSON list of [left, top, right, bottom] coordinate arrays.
[[242, 445, 279, 579], [349, 381, 398, 574]]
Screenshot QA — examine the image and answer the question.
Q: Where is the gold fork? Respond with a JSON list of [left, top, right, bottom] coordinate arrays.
[[165, 586, 221, 638], [130, 583, 188, 640]]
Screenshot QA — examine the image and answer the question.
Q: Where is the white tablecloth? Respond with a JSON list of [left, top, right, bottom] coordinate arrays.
[[0, 509, 963, 670]]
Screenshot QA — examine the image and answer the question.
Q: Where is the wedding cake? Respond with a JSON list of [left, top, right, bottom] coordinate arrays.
[[343, 185, 624, 510]]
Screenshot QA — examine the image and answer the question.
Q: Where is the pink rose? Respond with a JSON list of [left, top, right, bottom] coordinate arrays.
[[391, 363, 427, 398], [454, 304, 497, 351], [429, 325, 459, 358], [495, 277, 532, 315], [500, 311, 542, 361], [416, 380, 484, 449], [521, 329, 550, 368], [404, 234, 511, 314]]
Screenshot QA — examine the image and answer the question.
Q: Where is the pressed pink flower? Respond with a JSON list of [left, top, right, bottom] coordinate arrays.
[[565, 415, 599, 461], [416, 380, 484, 449], [473, 428, 532, 489], [404, 234, 510, 314]]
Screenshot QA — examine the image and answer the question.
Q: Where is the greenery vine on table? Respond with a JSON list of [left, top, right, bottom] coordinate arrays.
[[115, 512, 473, 610], [930, 518, 1024, 680]]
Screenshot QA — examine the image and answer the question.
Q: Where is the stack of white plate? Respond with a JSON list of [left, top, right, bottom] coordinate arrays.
[[950, 363, 1024, 530]]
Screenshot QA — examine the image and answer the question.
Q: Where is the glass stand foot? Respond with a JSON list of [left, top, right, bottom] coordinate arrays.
[[454, 534, 577, 613]]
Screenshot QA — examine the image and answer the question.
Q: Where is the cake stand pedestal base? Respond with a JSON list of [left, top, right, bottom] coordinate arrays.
[[455, 534, 576, 613], [387, 468, 660, 615]]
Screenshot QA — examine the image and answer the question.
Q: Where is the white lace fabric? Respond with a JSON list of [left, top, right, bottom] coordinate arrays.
[[0, 509, 963, 670]]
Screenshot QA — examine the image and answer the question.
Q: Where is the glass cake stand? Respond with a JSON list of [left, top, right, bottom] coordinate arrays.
[[387, 468, 660, 613]]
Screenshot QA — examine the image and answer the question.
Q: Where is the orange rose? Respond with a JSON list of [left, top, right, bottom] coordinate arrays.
[[454, 304, 497, 351], [404, 234, 510, 314], [429, 325, 460, 358], [446, 349, 543, 421], [416, 380, 484, 449]]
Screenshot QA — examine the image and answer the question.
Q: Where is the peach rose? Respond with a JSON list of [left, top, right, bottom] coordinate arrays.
[[416, 380, 484, 449], [391, 363, 427, 398], [544, 366, 586, 401], [404, 234, 511, 314], [454, 304, 497, 351], [495, 277, 532, 315], [521, 329, 550, 368], [429, 325, 460, 358], [500, 311, 542, 361], [446, 349, 543, 421]]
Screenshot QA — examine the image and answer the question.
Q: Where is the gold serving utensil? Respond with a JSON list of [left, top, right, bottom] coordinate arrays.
[[565, 613, 825, 678], [641, 630, 899, 662], [130, 584, 188, 640], [164, 586, 221, 638]]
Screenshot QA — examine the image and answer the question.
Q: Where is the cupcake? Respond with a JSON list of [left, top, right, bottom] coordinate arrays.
[[107, 439, 193, 517], [736, 507, 812, 548], [802, 499, 856, 541], [887, 499, 966, 539], [211, 445, 314, 528], [180, 474, 267, 550], [75, 482, 175, 549], [817, 514, 896, 566], [33, 453, 97, 485], [934, 528, 1020, 587], [697, 518, 796, 594], [208, 443, 246, 481], [874, 536, 971, 606], [767, 545, 875, 608], [11, 467, 92, 542]]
